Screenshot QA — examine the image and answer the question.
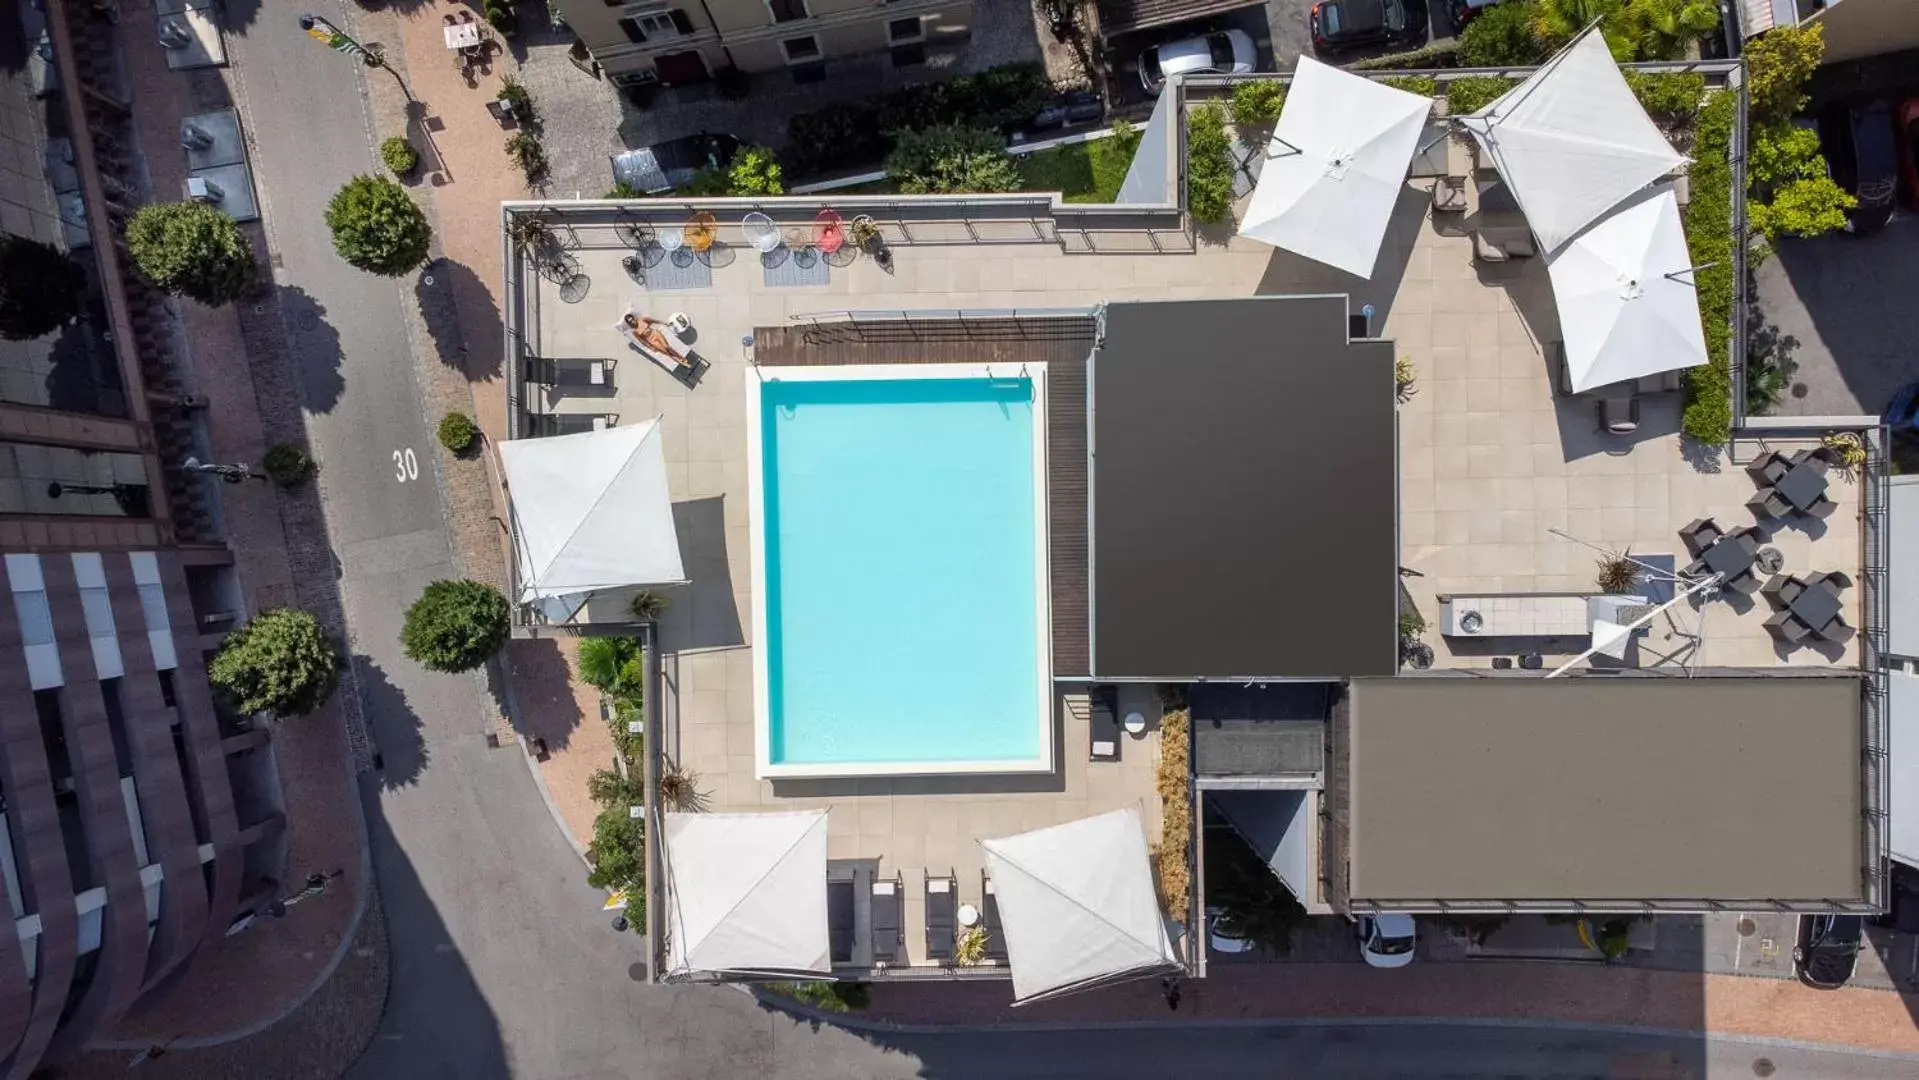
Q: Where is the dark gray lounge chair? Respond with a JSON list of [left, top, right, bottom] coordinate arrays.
[[1761, 574, 1803, 606], [871, 874, 902, 965], [828, 879, 854, 965], [1745, 452, 1789, 486], [1090, 693, 1120, 762], [1598, 395, 1640, 435], [925, 871, 957, 964], [1807, 495, 1838, 520], [981, 871, 1009, 962], [1822, 618, 1857, 645], [1764, 610, 1811, 643], [1746, 490, 1790, 521], [1679, 518, 1722, 557]]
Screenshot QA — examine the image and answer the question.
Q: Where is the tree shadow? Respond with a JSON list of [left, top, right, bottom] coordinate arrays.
[[0, 0, 29, 74], [498, 637, 584, 752], [273, 285, 347, 414], [1746, 306, 1802, 417], [416, 258, 503, 382], [221, 0, 261, 33], [354, 655, 428, 791]]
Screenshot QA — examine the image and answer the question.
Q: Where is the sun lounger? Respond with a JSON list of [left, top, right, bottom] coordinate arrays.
[[925, 872, 956, 964], [871, 875, 902, 965], [828, 879, 854, 965], [981, 872, 1009, 962], [1090, 693, 1120, 762]]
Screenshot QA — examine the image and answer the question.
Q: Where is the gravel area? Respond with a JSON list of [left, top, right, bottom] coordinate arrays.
[[519, 0, 1047, 195]]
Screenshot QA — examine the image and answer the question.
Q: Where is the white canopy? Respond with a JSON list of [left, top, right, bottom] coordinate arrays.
[[498, 418, 687, 608], [1545, 184, 1707, 394], [1459, 25, 1688, 254], [662, 810, 829, 979], [1238, 58, 1432, 278], [980, 808, 1179, 1004]]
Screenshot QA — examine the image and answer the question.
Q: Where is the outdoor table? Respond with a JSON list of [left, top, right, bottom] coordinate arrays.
[[1788, 580, 1842, 634], [1773, 459, 1828, 513], [443, 23, 481, 49], [1699, 535, 1754, 579]]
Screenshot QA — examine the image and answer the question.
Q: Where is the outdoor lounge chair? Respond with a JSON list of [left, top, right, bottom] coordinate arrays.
[[925, 872, 957, 964], [828, 879, 854, 965], [741, 212, 782, 254], [1764, 610, 1811, 643], [1821, 618, 1857, 644], [981, 872, 1009, 963], [871, 875, 902, 966], [1090, 693, 1120, 762], [1745, 452, 1789, 486], [1793, 448, 1831, 476], [1746, 490, 1790, 521], [1761, 574, 1803, 606], [1814, 570, 1853, 591], [1725, 568, 1763, 595], [1807, 495, 1839, 520], [1678, 518, 1722, 557], [1598, 395, 1640, 435]]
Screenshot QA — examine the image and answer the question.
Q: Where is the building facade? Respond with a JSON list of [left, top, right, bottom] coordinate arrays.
[[0, 1, 288, 1075], [557, 0, 977, 89]]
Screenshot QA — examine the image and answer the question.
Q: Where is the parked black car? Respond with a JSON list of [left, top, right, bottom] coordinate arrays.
[[1819, 101, 1898, 235], [1311, 0, 1425, 53], [1793, 913, 1864, 989]]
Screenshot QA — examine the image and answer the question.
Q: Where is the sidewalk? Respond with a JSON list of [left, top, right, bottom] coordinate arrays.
[[82, 0, 375, 1045], [857, 963, 1919, 1054]]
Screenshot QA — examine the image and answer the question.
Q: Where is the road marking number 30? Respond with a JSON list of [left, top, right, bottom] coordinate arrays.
[[393, 448, 419, 482]]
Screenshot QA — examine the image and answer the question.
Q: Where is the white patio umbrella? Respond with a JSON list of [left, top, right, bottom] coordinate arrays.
[[498, 418, 688, 617], [1545, 184, 1707, 394], [1457, 24, 1688, 254], [662, 810, 831, 980], [1238, 57, 1433, 278]]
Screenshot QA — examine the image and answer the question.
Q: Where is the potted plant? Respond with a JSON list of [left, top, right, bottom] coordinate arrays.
[[381, 136, 419, 177], [953, 926, 988, 967], [438, 411, 477, 454], [1821, 431, 1866, 470], [1595, 552, 1639, 593]]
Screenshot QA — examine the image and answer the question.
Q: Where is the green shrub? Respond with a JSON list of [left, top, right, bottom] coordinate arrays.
[[765, 981, 870, 1013], [262, 443, 316, 487], [728, 145, 784, 195], [784, 63, 1050, 175], [325, 175, 431, 276], [884, 126, 1022, 194], [576, 635, 644, 700], [1443, 76, 1517, 116], [604, 181, 642, 199], [497, 76, 534, 121], [1623, 71, 1705, 124], [401, 579, 510, 673], [1350, 40, 1460, 70], [506, 132, 548, 186], [1747, 120, 1825, 195], [0, 234, 82, 340], [586, 802, 645, 929], [1379, 75, 1437, 96], [208, 608, 339, 718], [1184, 102, 1234, 225], [1615, 0, 1719, 60], [1749, 178, 1855, 241], [437, 411, 477, 454], [1456, 0, 1546, 67], [381, 137, 419, 175], [1745, 24, 1823, 124], [1229, 81, 1285, 128], [124, 202, 256, 306], [1679, 92, 1734, 445], [674, 168, 731, 197]]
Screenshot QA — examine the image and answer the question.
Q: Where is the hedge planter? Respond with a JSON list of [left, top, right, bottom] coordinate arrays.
[[382, 137, 420, 177]]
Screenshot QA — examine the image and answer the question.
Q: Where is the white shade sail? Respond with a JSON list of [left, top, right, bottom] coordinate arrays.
[[1545, 184, 1707, 394], [663, 810, 830, 979], [1238, 58, 1432, 278], [498, 418, 687, 606], [981, 808, 1179, 1004], [1459, 25, 1688, 254]]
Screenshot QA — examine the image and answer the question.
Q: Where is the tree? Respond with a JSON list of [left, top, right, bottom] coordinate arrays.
[[1184, 103, 1235, 225], [1616, 0, 1719, 60], [1747, 120, 1827, 194], [0, 234, 82, 340], [575, 635, 643, 700], [1457, 0, 1546, 67], [586, 803, 645, 930], [1744, 24, 1823, 125], [324, 175, 432, 276], [123, 202, 256, 306], [884, 126, 1022, 195], [1531, 0, 1626, 57], [728, 146, 784, 196], [207, 608, 340, 718], [400, 579, 510, 673], [1749, 177, 1855, 241]]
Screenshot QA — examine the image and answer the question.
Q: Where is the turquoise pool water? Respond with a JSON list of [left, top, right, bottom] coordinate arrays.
[[760, 376, 1042, 767]]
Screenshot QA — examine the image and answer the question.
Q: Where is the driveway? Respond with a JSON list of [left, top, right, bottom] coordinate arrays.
[[1754, 216, 1919, 419], [1106, 6, 1281, 111]]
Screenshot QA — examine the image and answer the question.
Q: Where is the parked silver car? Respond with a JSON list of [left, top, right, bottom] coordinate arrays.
[[1139, 30, 1257, 94]]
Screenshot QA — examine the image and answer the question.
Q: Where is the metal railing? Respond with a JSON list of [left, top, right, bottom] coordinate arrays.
[[1860, 425, 1892, 909]]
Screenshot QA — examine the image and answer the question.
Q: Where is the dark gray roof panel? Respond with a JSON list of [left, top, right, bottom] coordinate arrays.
[[1090, 297, 1398, 679]]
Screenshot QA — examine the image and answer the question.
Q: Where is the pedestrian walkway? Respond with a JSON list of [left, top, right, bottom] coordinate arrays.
[[857, 963, 1919, 1054], [81, 0, 375, 1045]]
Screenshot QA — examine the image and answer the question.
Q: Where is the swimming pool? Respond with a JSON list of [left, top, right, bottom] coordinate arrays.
[[747, 363, 1053, 778]]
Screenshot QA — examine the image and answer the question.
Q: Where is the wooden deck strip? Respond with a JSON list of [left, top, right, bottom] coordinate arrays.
[[752, 318, 1092, 676]]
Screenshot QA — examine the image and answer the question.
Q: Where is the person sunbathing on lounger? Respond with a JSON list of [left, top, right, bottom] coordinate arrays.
[[622, 314, 688, 366]]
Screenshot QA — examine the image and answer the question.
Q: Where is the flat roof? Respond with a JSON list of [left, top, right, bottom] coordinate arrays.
[[1090, 297, 1398, 679], [1344, 675, 1868, 904]]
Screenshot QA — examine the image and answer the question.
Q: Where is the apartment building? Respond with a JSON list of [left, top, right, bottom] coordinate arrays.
[[0, 1, 287, 1075], [557, 0, 976, 89]]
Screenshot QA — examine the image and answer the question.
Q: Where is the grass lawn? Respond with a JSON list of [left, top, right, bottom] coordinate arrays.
[[1017, 132, 1138, 203]]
